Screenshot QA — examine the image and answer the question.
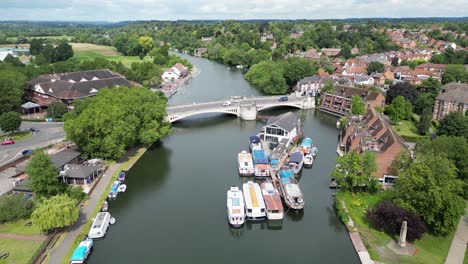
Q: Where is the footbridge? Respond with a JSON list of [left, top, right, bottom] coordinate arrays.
[[167, 95, 315, 123]]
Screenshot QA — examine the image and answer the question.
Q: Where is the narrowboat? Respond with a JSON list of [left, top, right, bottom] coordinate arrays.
[[227, 186, 246, 227], [260, 181, 284, 220], [243, 181, 266, 220]]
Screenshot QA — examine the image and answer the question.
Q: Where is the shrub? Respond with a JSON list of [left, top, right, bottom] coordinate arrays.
[[66, 186, 87, 201], [0, 194, 34, 223], [367, 201, 427, 241]]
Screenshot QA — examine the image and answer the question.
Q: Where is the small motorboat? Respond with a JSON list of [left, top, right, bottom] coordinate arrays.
[[311, 146, 318, 157], [304, 154, 313, 168], [118, 184, 127, 193], [118, 171, 125, 181], [101, 201, 108, 212], [109, 217, 116, 225]]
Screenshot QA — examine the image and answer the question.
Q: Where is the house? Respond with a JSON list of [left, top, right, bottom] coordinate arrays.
[[354, 75, 375, 86], [370, 73, 386, 88], [0, 50, 15, 61], [194, 48, 208, 56], [304, 49, 321, 60], [260, 32, 274, 43], [162, 63, 189, 83], [290, 30, 304, 39], [351, 48, 360, 55], [260, 112, 299, 148], [432, 83, 468, 120], [341, 67, 367, 76], [26, 70, 137, 106], [321, 48, 341, 57], [340, 107, 406, 181], [51, 148, 81, 171], [59, 164, 104, 187], [201, 37, 212, 42], [320, 85, 385, 116], [415, 63, 447, 73], [295, 76, 323, 96]]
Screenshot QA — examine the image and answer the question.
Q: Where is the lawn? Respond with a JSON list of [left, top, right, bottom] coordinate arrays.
[[0, 220, 43, 236], [337, 191, 455, 264], [391, 120, 429, 142], [3, 131, 32, 142], [71, 43, 152, 67], [0, 238, 43, 264]]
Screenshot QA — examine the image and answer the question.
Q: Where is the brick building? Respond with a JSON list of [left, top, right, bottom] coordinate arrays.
[[432, 82, 468, 120], [320, 85, 385, 116]]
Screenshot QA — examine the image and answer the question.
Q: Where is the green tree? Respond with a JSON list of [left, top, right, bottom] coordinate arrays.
[[245, 61, 288, 95], [0, 194, 34, 223], [54, 41, 74, 62], [47, 102, 68, 119], [281, 58, 316, 87], [26, 152, 65, 197], [417, 110, 432, 135], [0, 70, 26, 114], [29, 38, 44, 55], [350, 95, 366, 115], [385, 96, 413, 123], [389, 150, 412, 176], [417, 77, 442, 97], [31, 194, 79, 231], [138, 36, 154, 55], [442, 65, 468, 84], [0, 112, 21, 133], [331, 151, 379, 192], [394, 155, 465, 235], [413, 93, 435, 115], [366, 61, 385, 73], [438, 112, 468, 140], [64, 87, 171, 160], [129, 62, 162, 86], [4, 54, 24, 67]]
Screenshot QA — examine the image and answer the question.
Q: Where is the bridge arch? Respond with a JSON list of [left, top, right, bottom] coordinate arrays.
[[257, 103, 303, 112], [168, 107, 239, 123]]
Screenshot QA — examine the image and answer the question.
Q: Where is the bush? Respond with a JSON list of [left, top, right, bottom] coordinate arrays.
[[0, 194, 34, 223], [367, 201, 427, 241], [66, 186, 87, 201]]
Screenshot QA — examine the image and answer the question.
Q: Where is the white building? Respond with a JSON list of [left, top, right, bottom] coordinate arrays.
[[260, 112, 299, 148], [0, 51, 15, 61]]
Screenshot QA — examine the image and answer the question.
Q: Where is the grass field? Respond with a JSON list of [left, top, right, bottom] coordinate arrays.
[[6, 36, 72, 41], [0, 238, 43, 264], [71, 43, 152, 67], [0, 220, 43, 236], [337, 191, 455, 264]]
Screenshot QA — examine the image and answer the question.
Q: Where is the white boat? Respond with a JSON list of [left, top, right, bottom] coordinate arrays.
[[249, 136, 262, 151], [227, 186, 246, 227], [101, 200, 108, 212], [108, 180, 121, 199], [279, 170, 304, 210], [243, 181, 266, 220], [288, 152, 304, 175], [88, 212, 111, 239], [252, 149, 270, 178], [70, 238, 93, 264], [260, 181, 284, 220], [237, 151, 255, 176], [109, 217, 116, 225], [304, 154, 313, 168], [311, 146, 318, 157], [336, 120, 341, 128], [118, 184, 127, 192]]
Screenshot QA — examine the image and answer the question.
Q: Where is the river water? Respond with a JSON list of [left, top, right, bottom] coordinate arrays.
[[88, 55, 359, 264]]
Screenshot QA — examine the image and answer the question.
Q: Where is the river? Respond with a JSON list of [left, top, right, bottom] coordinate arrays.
[[88, 54, 360, 264]]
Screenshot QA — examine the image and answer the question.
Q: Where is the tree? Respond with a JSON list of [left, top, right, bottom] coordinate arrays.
[[394, 155, 465, 235], [442, 65, 468, 84], [0, 70, 26, 114], [54, 41, 74, 62], [26, 152, 65, 197], [386, 81, 419, 105], [31, 194, 79, 231], [29, 38, 45, 55], [0, 112, 21, 133], [129, 62, 162, 86], [47, 102, 68, 119], [330, 151, 379, 193], [281, 58, 316, 87], [417, 110, 432, 135], [350, 95, 366, 115], [385, 96, 412, 123], [64, 87, 171, 160], [366, 61, 384, 73], [42, 44, 56, 63], [413, 93, 435, 115], [438, 112, 468, 140], [245, 61, 288, 95], [417, 77, 442, 97], [4, 54, 24, 67], [389, 150, 412, 176], [367, 201, 427, 241], [0, 194, 34, 223], [138, 36, 154, 55]]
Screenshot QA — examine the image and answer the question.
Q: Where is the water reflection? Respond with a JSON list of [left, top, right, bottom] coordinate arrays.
[[228, 225, 245, 238], [285, 209, 305, 222]]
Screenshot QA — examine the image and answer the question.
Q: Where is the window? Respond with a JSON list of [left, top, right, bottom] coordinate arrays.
[[247, 209, 252, 213]]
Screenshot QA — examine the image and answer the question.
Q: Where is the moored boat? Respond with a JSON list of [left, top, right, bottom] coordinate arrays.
[[88, 212, 111, 239], [288, 152, 304, 175], [109, 217, 116, 225], [70, 238, 93, 264], [252, 149, 270, 178], [118, 184, 127, 193], [278, 170, 304, 210], [260, 181, 284, 220], [227, 186, 246, 227], [108, 180, 121, 199], [237, 151, 255, 176], [300, 138, 313, 154], [311, 146, 318, 157], [243, 181, 266, 220], [304, 154, 313, 168], [118, 171, 125, 181], [100, 201, 108, 212], [249, 136, 262, 151]]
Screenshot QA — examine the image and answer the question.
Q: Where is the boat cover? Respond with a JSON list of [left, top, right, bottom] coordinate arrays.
[[289, 152, 303, 163], [71, 239, 92, 261], [301, 138, 313, 147], [249, 136, 260, 143], [252, 150, 268, 164], [279, 170, 294, 179]]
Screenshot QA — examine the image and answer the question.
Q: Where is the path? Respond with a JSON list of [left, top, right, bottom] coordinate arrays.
[[445, 214, 468, 264], [0, 233, 46, 242], [47, 151, 133, 264]]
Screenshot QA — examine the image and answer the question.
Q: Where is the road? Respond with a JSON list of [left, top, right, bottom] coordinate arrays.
[[0, 122, 65, 167]]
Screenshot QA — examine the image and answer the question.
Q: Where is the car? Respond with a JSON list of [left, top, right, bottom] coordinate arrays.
[[29, 127, 40, 132], [278, 96, 289, 101], [222, 101, 232, 106], [1, 138, 14, 145], [22, 149, 34, 156]]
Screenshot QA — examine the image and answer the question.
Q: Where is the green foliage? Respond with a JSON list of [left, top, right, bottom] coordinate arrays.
[[138, 36, 154, 54], [245, 60, 288, 95], [442, 65, 468, 84], [417, 110, 432, 135], [331, 151, 379, 193], [4, 54, 24, 67], [366, 61, 384, 73], [165, 54, 193, 70], [385, 96, 413, 123], [64, 87, 171, 160], [321, 80, 335, 94], [394, 154, 465, 235], [0, 70, 26, 114], [46, 102, 68, 119], [0, 112, 22, 133], [31, 194, 79, 231], [54, 41, 74, 62], [389, 150, 412, 176], [26, 151, 66, 197], [386, 81, 419, 105], [0, 194, 34, 223], [438, 112, 468, 140], [413, 93, 435, 115], [113, 34, 142, 56], [129, 61, 162, 86], [430, 47, 467, 65], [350, 95, 366, 115], [281, 57, 316, 87], [66, 186, 87, 201]]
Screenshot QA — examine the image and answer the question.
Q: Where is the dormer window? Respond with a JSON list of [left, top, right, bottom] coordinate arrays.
[[68, 79, 75, 83], [92, 77, 99, 81], [89, 88, 98, 94], [80, 77, 88, 82]]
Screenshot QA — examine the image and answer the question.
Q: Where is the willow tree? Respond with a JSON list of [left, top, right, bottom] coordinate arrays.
[[31, 194, 79, 231]]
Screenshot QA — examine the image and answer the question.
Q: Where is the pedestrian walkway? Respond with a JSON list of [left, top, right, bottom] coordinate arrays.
[[445, 214, 468, 264]]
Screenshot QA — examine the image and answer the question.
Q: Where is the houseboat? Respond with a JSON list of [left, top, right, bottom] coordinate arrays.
[[252, 149, 270, 178], [88, 212, 111, 239], [108, 180, 121, 199], [70, 238, 93, 264], [237, 151, 255, 176], [243, 181, 266, 220], [304, 154, 313, 168], [118, 171, 125, 181], [260, 181, 284, 220], [278, 170, 304, 210], [249, 136, 262, 151], [300, 138, 313, 154], [311, 146, 318, 157], [288, 152, 304, 174], [227, 186, 246, 227]]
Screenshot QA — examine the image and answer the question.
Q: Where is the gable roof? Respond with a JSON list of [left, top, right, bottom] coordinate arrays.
[[51, 149, 81, 169], [266, 112, 299, 132], [62, 164, 102, 179]]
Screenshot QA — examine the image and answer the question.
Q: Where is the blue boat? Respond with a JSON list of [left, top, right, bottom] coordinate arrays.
[[300, 138, 313, 154], [249, 136, 262, 151], [108, 180, 121, 199], [70, 238, 93, 264], [118, 171, 125, 181]]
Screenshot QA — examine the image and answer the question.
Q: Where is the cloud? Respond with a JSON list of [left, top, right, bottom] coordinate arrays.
[[0, 0, 467, 21]]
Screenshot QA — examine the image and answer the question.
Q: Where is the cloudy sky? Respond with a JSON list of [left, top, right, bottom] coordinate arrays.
[[1, 0, 467, 21]]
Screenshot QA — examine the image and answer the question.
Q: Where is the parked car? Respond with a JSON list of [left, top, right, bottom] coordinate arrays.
[[222, 101, 232, 106], [22, 149, 34, 156], [1, 138, 14, 145], [278, 96, 289, 101], [29, 127, 40, 132]]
